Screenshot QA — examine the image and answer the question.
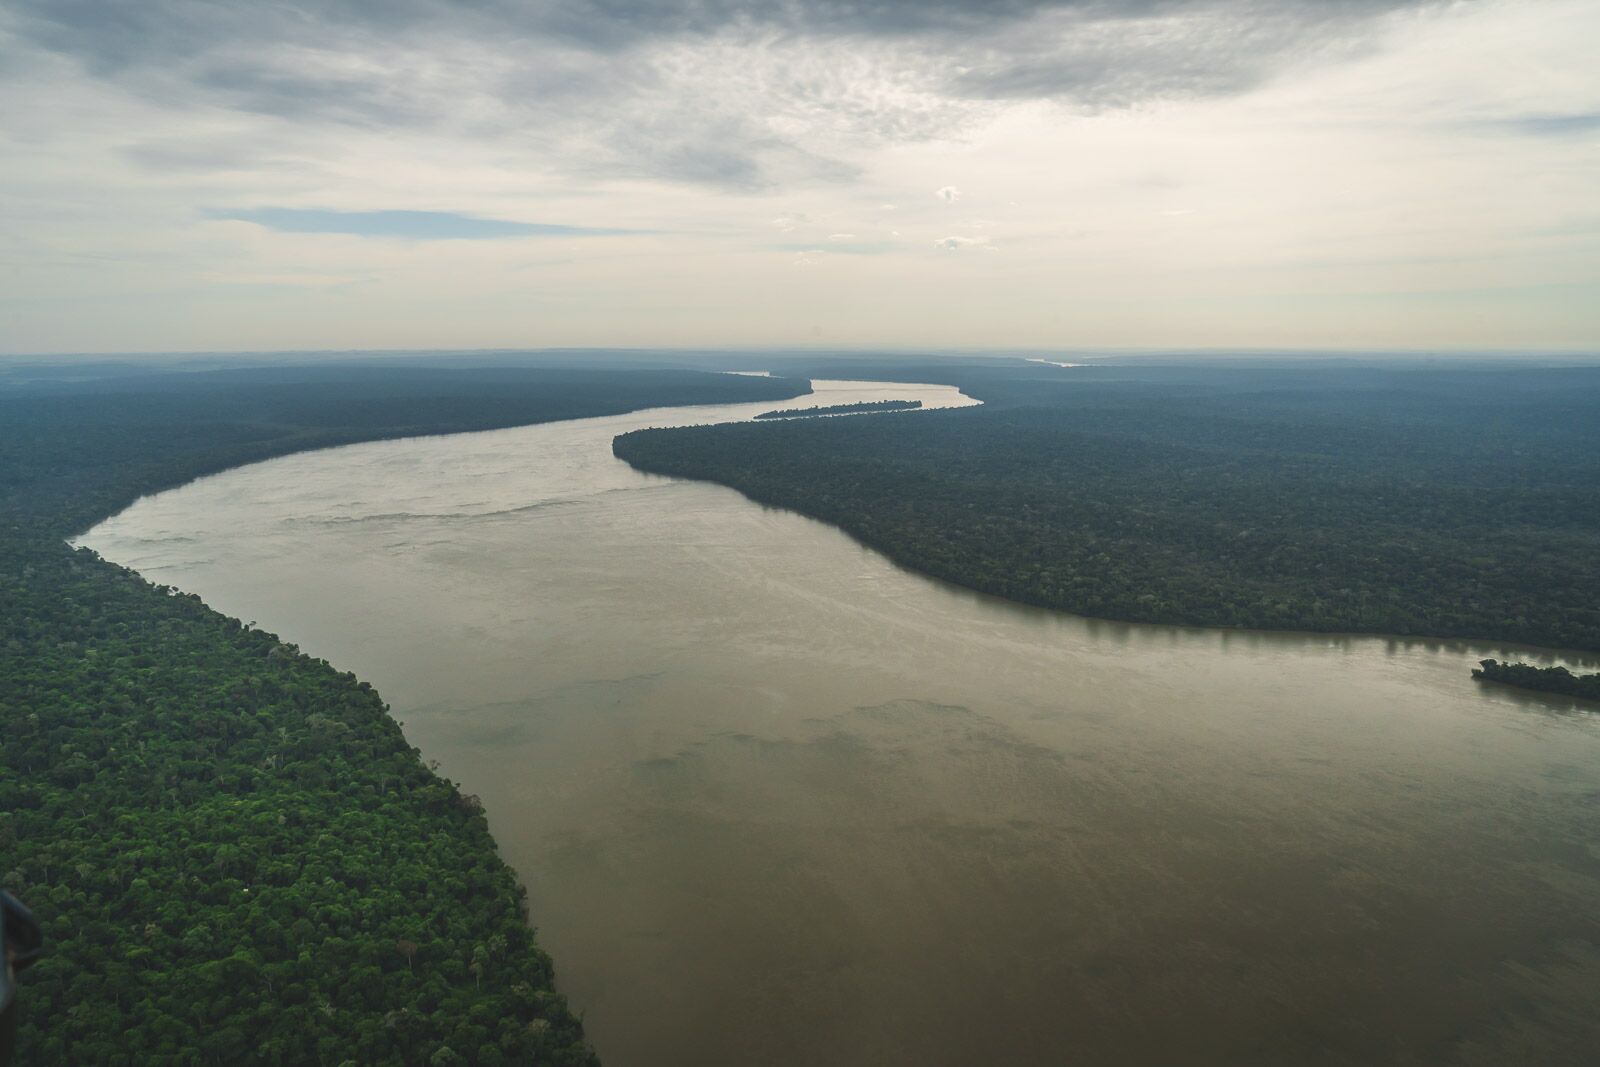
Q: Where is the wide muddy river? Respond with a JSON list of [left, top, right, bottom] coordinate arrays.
[[81, 379, 1600, 1065]]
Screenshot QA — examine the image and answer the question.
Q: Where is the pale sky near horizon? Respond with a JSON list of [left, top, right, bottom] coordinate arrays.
[[2, 0, 1597, 355]]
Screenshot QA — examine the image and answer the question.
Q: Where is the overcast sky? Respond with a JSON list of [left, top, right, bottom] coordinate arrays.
[[2, 0, 1596, 354]]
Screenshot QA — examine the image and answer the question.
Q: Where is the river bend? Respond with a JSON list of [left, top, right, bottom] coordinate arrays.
[[80, 379, 1600, 1065]]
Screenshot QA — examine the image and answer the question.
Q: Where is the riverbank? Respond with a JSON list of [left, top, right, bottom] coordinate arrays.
[[613, 360, 1600, 658], [1474, 659, 1600, 702], [0, 363, 808, 1063], [77, 374, 1600, 1065]]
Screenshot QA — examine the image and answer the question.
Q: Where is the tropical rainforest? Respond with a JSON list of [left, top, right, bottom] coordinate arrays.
[[616, 359, 1600, 657], [1473, 660, 1600, 701], [0, 359, 806, 1065], [753, 399, 922, 419]]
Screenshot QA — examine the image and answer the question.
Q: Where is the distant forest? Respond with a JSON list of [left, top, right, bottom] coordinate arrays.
[[0, 362, 806, 1064], [616, 361, 1600, 656], [753, 399, 922, 419]]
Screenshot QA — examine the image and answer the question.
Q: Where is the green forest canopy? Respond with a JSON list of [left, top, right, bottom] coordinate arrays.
[[616, 360, 1600, 655], [1473, 659, 1600, 701], [752, 399, 922, 419], [0, 361, 807, 1065]]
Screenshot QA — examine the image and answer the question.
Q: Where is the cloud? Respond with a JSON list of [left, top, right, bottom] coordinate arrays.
[[1488, 113, 1600, 137], [121, 140, 297, 174], [945, 2, 1425, 104], [4, 0, 1070, 70], [7, 2, 1433, 70], [775, 241, 890, 256], [219, 208, 633, 240], [2, 0, 1445, 190], [934, 235, 993, 251], [8, 0, 1596, 354]]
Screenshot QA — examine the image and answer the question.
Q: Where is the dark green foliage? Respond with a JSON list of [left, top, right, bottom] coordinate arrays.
[[614, 362, 1600, 652], [752, 399, 922, 419], [1473, 659, 1600, 701], [0, 363, 807, 1064]]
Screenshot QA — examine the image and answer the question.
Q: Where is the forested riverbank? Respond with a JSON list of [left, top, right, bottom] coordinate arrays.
[[753, 399, 922, 419], [1473, 659, 1600, 701], [0, 361, 807, 1063], [615, 360, 1600, 657], [60, 363, 1600, 1064]]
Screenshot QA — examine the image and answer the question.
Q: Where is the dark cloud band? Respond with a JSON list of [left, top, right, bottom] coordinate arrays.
[[6, 0, 1441, 188]]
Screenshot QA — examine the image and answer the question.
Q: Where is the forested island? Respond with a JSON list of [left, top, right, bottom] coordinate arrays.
[[616, 360, 1600, 657], [0, 360, 807, 1064], [752, 399, 922, 419], [1473, 659, 1600, 701]]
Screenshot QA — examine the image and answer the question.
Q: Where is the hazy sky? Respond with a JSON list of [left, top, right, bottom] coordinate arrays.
[[2, 0, 1597, 354]]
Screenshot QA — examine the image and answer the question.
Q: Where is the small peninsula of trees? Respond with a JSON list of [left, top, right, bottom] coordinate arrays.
[[753, 399, 922, 419], [1473, 660, 1600, 701], [0, 361, 808, 1064]]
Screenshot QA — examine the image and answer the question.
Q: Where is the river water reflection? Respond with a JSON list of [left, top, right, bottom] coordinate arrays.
[[81, 379, 1600, 1065]]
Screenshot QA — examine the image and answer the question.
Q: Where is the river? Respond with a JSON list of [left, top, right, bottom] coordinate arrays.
[[79, 378, 1600, 1065]]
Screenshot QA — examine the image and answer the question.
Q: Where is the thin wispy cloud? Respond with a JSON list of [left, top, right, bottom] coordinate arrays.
[[775, 241, 891, 256], [934, 235, 994, 252], [220, 209, 635, 241], [1489, 113, 1600, 137]]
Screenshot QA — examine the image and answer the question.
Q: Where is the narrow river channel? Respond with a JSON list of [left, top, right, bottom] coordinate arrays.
[[80, 378, 1600, 1065]]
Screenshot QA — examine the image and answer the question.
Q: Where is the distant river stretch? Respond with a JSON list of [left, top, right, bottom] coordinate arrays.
[[81, 379, 1600, 1066]]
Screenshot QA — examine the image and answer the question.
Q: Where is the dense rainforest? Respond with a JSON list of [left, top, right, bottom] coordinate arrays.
[[0, 360, 807, 1064], [615, 360, 1600, 656], [1473, 660, 1600, 701], [752, 399, 922, 419]]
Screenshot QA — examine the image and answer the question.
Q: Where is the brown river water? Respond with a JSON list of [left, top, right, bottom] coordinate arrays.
[[79, 379, 1600, 1065]]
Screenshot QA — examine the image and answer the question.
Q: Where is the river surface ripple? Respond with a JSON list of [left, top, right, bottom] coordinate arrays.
[[81, 379, 1600, 1066]]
